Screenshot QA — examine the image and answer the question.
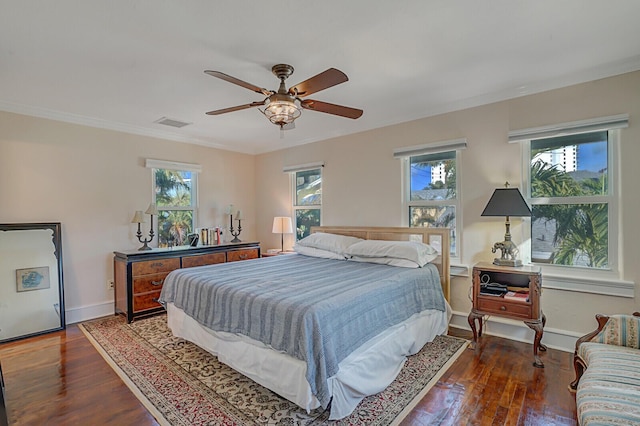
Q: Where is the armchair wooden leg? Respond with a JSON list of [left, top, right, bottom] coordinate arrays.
[[569, 355, 586, 392]]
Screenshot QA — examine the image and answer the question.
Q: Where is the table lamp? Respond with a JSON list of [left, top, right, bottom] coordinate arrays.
[[481, 182, 531, 267], [272, 217, 293, 253]]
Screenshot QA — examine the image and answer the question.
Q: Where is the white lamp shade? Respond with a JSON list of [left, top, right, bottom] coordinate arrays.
[[272, 217, 293, 234], [145, 203, 158, 215], [131, 210, 146, 224]]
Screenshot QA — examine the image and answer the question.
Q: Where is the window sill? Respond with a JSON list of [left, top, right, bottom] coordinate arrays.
[[541, 271, 634, 298], [450, 264, 469, 277]]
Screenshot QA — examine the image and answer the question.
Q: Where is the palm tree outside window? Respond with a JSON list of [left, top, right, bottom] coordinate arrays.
[[153, 168, 197, 247]]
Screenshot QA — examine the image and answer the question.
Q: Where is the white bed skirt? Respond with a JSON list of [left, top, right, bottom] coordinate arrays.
[[166, 302, 451, 420]]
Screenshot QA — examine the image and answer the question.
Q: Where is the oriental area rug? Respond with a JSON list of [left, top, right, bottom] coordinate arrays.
[[79, 315, 468, 426]]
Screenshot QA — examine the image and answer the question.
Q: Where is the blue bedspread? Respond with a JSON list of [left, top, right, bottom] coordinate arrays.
[[158, 254, 445, 408]]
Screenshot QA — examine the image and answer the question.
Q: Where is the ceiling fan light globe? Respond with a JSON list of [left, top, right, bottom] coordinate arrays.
[[264, 99, 301, 126]]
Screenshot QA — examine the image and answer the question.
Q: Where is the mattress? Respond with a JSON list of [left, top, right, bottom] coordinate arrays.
[[166, 301, 450, 419]]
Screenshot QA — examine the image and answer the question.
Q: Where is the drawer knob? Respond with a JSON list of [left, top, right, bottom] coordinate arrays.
[[239, 254, 248, 259], [500, 305, 506, 311], [151, 262, 164, 267], [151, 280, 164, 286]]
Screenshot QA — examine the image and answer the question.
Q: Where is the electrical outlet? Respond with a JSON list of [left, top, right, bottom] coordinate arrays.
[[107, 279, 114, 290]]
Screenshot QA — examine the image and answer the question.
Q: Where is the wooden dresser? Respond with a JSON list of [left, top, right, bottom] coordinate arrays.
[[114, 242, 260, 322]]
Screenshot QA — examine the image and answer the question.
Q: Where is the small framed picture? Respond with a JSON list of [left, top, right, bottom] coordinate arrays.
[[16, 266, 50, 292]]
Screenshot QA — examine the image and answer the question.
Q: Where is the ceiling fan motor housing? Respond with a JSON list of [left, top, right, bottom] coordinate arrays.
[[271, 64, 295, 81]]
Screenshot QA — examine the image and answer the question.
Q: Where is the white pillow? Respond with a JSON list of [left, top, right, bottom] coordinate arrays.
[[348, 256, 420, 268], [293, 244, 347, 260], [296, 232, 363, 256], [344, 240, 438, 267]]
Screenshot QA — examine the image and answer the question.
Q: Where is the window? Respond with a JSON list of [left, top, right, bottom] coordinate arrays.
[[292, 168, 322, 240], [396, 139, 466, 258], [146, 160, 200, 247], [527, 130, 612, 269], [512, 115, 629, 275]]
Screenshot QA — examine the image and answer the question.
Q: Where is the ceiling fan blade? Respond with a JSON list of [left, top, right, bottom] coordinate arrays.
[[289, 68, 348, 97], [300, 99, 363, 119], [206, 100, 266, 115], [204, 70, 272, 96]]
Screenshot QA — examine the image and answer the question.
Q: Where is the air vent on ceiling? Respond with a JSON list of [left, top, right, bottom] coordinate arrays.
[[155, 117, 191, 128]]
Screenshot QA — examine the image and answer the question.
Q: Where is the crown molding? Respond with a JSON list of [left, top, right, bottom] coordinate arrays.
[[0, 100, 256, 155]]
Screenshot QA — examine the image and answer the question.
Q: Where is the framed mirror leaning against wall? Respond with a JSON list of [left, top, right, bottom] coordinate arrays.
[[0, 223, 65, 343]]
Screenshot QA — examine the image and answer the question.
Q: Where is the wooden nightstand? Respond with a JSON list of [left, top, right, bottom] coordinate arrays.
[[468, 262, 546, 367]]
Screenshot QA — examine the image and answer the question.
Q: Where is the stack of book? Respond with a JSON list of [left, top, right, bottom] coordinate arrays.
[[503, 291, 529, 303]]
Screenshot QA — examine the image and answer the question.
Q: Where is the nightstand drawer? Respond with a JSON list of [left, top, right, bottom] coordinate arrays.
[[477, 297, 531, 319], [133, 273, 169, 293], [227, 248, 259, 262], [132, 258, 180, 275], [182, 252, 226, 268], [133, 291, 162, 312]]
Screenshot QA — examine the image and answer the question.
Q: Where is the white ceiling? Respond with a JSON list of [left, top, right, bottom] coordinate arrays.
[[2, 1, 640, 155]]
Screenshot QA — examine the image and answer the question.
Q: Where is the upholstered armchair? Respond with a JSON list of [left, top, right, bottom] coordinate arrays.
[[569, 312, 640, 425]]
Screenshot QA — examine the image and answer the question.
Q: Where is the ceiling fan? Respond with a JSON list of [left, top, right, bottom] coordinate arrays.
[[204, 64, 363, 129]]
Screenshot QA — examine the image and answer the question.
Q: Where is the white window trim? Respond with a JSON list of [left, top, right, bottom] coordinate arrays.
[[283, 161, 324, 173], [508, 114, 628, 142], [397, 139, 466, 263], [145, 158, 202, 173], [516, 125, 632, 297], [393, 138, 467, 158]]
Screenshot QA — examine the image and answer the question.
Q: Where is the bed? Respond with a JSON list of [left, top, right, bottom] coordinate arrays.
[[158, 226, 451, 420]]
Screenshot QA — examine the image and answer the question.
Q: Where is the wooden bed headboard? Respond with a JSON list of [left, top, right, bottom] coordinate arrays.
[[310, 226, 451, 302]]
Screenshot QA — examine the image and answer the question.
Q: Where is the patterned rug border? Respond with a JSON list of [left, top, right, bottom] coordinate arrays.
[[79, 320, 171, 426], [79, 315, 468, 425]]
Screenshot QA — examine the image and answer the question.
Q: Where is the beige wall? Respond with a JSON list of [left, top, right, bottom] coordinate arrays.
[[1, 71, 638, 342], [0, 112, 256, 322], [256, 71, 640, 340]]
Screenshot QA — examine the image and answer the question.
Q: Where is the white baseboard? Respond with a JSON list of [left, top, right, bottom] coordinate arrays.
[[450, 310, 582, 353], [65, 301, 114, 325]]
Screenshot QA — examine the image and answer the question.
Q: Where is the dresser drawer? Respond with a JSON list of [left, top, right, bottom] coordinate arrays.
[[477, 297, 532, 319], [132, 258, 180, 276], [182, 252, 226, 268], [133, 273, 169, 294], [227, 248, 259, 262], [133, 291, 162, 312]]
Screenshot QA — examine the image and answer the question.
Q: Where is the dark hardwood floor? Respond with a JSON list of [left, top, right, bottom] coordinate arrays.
[[0, 324, 577, 425]]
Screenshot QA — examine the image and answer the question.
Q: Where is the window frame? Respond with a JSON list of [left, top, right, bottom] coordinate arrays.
[[511, 116, 635, 297], [290, 166, 322, 241], [522, 130, 619, 275], [146, 159, 200, 248], [398, 141, 465, 261]]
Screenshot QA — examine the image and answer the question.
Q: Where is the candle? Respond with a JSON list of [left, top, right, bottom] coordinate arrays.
[[236, 210, 242, 220], [226, 204, 234, 215]]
